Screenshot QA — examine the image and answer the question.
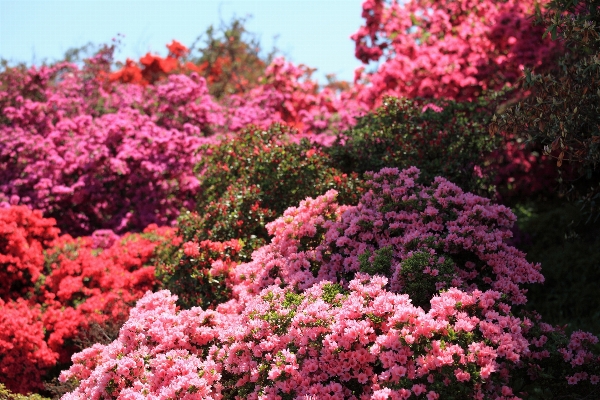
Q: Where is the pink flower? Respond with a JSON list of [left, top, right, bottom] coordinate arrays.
[[183, 241, 200, 257], [427, 391, 440, 400], [412, 383, 427, 396]]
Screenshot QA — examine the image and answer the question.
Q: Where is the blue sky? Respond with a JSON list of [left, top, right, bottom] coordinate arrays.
[[0, 0, 366, 84]]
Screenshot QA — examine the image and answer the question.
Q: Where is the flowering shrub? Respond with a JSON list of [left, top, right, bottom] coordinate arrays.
[[224, 57, 367, 136], [196, 124, 362, 220], [0, 206, 60, 300], [0, 299, 57, 394], [59, 279, 600, 398], [487, 133, 558, 203], [351, 0, 561, 106], [59, 168, 600, 398], [0, 79, 218, 234], [170, 124, 363, 260], [39, 224, 174, 364], [229, 167, 544, 309], [0, 205, 174, 393]]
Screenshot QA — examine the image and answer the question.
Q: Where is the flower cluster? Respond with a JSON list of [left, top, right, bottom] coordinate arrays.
[[0, 205, 60, 299], [0, 206, 174, 393], [59, 168, 600, 398], [40, 224, 174, 364], [351, 0, 561, 105], [231, 167, 543, 307], [109, 40, 190, 86], [0, 299, 57, 394], [60, 279, 599, 399], [0, 63, 219, 234]]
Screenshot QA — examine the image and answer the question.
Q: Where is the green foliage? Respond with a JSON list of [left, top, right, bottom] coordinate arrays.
[[496, 0, 600, 216], [155, 237, 240, 310], [193, 123, 363, 255], [327, 96, 501, 198], [359, 246, 394, 276], [399, 250, 456, 310], [0, 384, 50, 400], [514, 198, 600, 336], [321, 283, 346, 306]]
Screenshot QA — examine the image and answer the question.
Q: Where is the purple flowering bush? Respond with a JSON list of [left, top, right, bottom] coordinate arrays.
[[59, 168, 600, 399], [0, 48, 366, 237], [0, 62, 220, 236]]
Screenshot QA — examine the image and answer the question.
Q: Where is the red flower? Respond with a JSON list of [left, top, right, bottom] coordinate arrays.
[[167, 40, 189, 59]]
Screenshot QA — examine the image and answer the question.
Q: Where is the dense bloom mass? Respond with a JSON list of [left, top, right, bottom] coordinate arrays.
[[1, 1, 599, 397], [230, 167, 543, 307], [0, 50, 367, 235], [0, 206, 175, 393], [351, 0, 561, 105], [59, 168, 600, 399]]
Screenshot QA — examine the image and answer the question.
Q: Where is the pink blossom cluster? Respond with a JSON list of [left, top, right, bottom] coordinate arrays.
[[0, 53, 367, 235], [0, 61, 220, 234], [351, 0, 561, 106], [60, 280, 599, 399], [59, 168, 600, 398], [231, 167, 543, 306]]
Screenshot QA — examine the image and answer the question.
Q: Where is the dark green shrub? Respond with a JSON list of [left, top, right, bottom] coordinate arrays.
[[495, 0, 600, 217], [327, 96, 501, 198], [514, 198, 600, 336], [195, 124, 362, 221]]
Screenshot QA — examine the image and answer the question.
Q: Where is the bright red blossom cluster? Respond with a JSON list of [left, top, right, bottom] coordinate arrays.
[[0, 205, 176, 393]]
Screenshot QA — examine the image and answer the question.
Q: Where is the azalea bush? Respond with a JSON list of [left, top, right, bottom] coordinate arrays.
[[351, 0, 561, 106], [59, 168, 600, 399], [0, 205, 174, 393], [155, 124, 363, 309], [0, 298, 57, 395], [0, 61, 219, 235]]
